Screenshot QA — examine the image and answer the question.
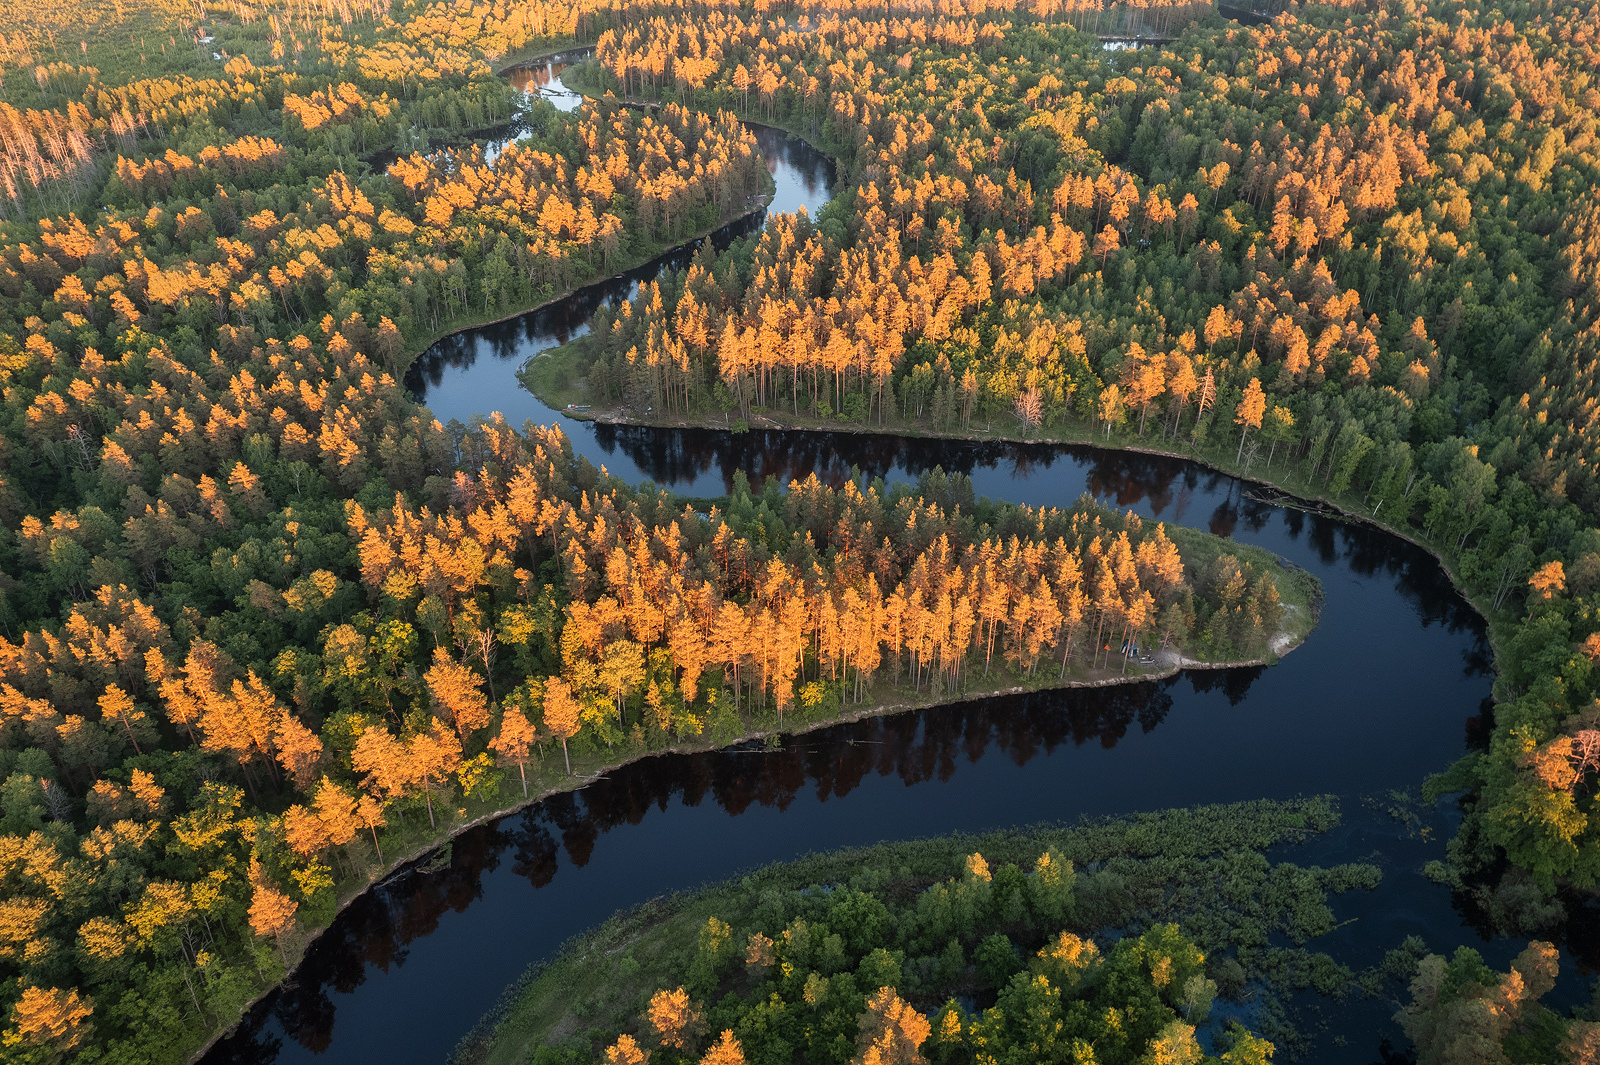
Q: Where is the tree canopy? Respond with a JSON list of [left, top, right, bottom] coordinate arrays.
[[3, 0, 1600, 1059]]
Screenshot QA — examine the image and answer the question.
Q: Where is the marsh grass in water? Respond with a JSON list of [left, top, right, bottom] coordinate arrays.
[[460, 798, 1424, 1065]]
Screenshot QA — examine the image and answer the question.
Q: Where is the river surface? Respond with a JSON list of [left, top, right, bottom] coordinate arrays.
[[205, 428, 1562, 1065], [503, 54, 587, 115], [202, 64, 1595, 1065], [407, 58, 835, 430]]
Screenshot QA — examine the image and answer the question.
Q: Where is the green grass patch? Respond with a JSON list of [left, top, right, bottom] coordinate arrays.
[[519, 334, 598, 412]]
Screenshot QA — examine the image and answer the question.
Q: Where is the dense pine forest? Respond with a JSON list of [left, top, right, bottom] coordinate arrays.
[[1, 0, 1599, 1059], [545, 0, 1600, 1002]]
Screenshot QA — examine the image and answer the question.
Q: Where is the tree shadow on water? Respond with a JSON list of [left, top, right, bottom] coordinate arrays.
[[208, 667, 1264, 1062]]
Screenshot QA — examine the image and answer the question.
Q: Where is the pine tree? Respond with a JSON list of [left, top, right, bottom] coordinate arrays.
[[247, 858, 298, 965], [1235, 378, 1266, 464], [701, 1030, 745, 1065], [543, 677, 580, 775], [490, 708, 538, 797], [407, 721, 463, 829], [6, 986, 94, 1055], [852, 986, 930, 1065], [424, 648, 490, 739]]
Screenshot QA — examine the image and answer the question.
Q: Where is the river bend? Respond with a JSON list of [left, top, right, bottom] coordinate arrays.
[[199, 63, 1569, 1065]]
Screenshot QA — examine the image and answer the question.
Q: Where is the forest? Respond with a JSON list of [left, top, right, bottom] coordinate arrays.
[[0, 0, 1599, 1059], [540, 0, 1600, 982], [0, 0, 1306, 1054], [466, 801, 1600, 1065], [0, 401, 1298, 1062]]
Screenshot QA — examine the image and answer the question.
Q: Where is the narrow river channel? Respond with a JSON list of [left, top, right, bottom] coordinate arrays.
[[200, 61, 1594, 1065], [404, 55, 835, 436]]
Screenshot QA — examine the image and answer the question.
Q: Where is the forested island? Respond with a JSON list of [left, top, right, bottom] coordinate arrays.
[[0, 0, 1599, 1060]]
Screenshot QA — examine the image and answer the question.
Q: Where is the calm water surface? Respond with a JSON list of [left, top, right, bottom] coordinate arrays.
[[481, 55, 585, 166], [206, 427, 1554, 1065], [406, 67, 835, 430], [503, 55, 586, 114], [201, 68, 1586, 1065]]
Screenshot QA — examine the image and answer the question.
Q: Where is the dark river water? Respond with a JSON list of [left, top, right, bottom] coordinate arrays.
[[202, 65, 1592, 1065], [405, 60, 834, 431]]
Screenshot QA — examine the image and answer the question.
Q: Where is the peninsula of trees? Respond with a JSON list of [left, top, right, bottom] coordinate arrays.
[[0, 369, 1305, 1056], [472, 799, 1598, 1065]]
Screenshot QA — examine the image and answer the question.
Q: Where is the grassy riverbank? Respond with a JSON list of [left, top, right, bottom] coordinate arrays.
[[519, 326, 601, 411], [458, 797, 1417, 1065]]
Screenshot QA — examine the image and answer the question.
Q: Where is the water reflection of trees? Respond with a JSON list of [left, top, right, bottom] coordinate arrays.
[[749, 123, 833, 202], [546, 676, 1196, 849], [574, 426, 1492, 684], [596, 426, 904, 492], [207, 427, 1491, 1064], [404, 213, 772, 405], [596, 429, 1221, 501], [210, 670, 1270, 1061]]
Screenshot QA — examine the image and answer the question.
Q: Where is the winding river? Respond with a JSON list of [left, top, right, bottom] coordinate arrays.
[[405, 56, 834, 438], [201, 64, 1593, 1065]]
